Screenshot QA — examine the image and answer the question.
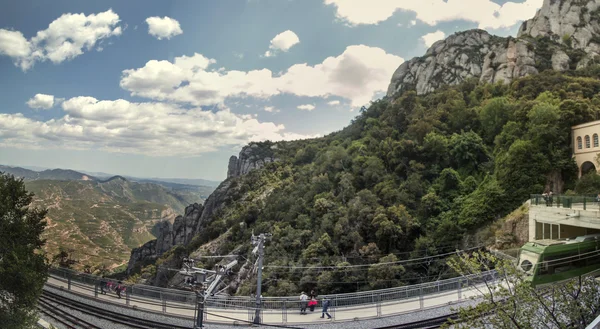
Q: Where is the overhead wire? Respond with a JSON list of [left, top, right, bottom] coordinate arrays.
[[263, 246, 484, 269]]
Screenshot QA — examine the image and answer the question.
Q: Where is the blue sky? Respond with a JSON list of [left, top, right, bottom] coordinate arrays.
[[0, 0, 542, 181]]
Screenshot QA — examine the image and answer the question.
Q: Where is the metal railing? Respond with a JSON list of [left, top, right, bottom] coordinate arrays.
[[47, 267, 496, 324], [530, 194, 600, 211]]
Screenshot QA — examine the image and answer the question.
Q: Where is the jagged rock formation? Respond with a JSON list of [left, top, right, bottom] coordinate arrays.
[[127, 180, 232, 274], [387, 0, 600, 96], [227, 142, 279, 179], [128, 141, 279, 275]]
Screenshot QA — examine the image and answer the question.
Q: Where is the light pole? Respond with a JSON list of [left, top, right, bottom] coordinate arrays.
[[194, 285, 205, 328], [252, 233, 270, 324]]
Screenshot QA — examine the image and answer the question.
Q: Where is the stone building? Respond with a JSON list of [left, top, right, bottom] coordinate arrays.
[[572, 120, 600, 177]]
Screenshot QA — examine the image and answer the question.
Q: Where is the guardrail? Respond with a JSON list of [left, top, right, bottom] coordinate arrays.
[[48, 267, 496, 324], [530, 194, 600, 211]]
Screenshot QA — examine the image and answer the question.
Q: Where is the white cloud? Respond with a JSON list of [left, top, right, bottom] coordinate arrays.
[[264, 30, 300, 57], [120, 45, 403, 107], [323, 0, 543, 29], [264, 106, 280, 113], [421, 30, 446, 47], [145, 16, 183, 40], [410, 20, 417, 26], [26, 94, 55, 110], [328, 100, 341, 106], [297, 104, 315, 111], [0, 10, 122, 71], [0, 97, 318, 156]]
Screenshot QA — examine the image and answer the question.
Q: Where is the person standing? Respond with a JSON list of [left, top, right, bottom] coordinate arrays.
[[320, 297, 332, 319], [299, 291, 308, 314], [99, 276, 107, 295], [116, 281, 123, 299]]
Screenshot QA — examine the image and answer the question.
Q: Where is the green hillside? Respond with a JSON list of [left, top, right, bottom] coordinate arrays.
[[144, 68, 600, 295], [25, 177, 210, 270]]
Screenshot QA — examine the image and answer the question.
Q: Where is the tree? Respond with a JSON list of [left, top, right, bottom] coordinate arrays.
[[444, 252, 600, 329], [0, 173, 49, 328]]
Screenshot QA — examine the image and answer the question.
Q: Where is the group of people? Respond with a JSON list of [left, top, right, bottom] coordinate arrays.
[[299, 290, 331, 319], [542, 191, 554, 206], [99, 276, 126, 299]]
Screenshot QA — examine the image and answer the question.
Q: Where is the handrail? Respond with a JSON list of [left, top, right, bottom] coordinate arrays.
[[48, 267, 497, 308], [530, 194, 599, 210]]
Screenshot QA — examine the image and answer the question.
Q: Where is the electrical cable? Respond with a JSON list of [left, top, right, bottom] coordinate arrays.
[[263, 246, 484, 269]]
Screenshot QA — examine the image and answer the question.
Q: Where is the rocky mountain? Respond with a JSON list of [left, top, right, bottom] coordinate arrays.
[[387, 0, 600, 96], [128, 141, 283, 277], [227, 141, 279, 179], [23, 176, 214, 271]]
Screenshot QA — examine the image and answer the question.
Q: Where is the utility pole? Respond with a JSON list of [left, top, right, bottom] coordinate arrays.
[[251, 233, 271, 324]]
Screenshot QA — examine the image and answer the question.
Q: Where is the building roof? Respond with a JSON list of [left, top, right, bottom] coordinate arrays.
[[572, 120, 600, 129]]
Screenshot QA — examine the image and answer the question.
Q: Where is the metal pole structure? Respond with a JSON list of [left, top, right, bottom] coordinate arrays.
[[195, 291, 204, 328], [254, 233, 265, 324]]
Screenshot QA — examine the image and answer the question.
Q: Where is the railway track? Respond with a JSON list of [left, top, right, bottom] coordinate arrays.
[[374, 313, 457, 329], [37, 298, 102, 329], [39, 290, 190, 329]]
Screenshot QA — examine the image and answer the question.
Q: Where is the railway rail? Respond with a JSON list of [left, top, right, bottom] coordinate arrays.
[[37, 298, 102, 329], [40, 289, 190, 329], [375, 314, 456, 329]]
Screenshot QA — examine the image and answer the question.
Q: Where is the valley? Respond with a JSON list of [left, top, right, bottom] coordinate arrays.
[[0, 165, 216, 271]]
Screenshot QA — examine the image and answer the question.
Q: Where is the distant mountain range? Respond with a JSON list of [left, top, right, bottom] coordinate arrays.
[[0, 164, 217, 271], [0, 164, 221, 188]]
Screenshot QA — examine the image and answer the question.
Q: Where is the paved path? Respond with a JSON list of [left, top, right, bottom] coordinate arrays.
[[45, 275, 484, 326]]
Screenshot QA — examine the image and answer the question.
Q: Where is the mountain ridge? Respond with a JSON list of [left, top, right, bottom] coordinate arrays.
[[387, 0, 600, 96]]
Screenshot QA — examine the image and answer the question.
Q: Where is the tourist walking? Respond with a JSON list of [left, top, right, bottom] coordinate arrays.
[[99, 276, 107, 295], [308, 289, 317, 311], [116, 281, 124, 299], [299, 291, 308, 314], [320, 297, 332, 319]]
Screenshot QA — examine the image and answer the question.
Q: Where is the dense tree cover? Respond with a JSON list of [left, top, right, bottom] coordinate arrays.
[[150, 69, 600, 295], [444, 252, 600, 329], [0, 173, 49, 328]]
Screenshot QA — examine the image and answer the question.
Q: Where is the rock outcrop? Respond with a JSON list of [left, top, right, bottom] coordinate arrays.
[[387, 0, 600, 96], [127, 180, 234, 273], [227, 142, 278, 179]]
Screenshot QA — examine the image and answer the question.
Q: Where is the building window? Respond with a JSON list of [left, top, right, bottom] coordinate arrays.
[[594, 134, 599, 147], [577, 136, 582, 149], [586, 135, 591, 148]]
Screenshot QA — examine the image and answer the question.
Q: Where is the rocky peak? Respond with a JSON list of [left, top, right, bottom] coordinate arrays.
[[227, 142, 279, 179], [387, 0, 600, 97], [518, 0, 600, 49]]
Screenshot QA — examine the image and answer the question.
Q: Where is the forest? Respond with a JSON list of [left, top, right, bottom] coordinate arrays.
[[141, 67, 600, 296]]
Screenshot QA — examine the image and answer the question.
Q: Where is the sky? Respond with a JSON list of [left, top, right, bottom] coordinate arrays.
[[0, 0, 543, 181]]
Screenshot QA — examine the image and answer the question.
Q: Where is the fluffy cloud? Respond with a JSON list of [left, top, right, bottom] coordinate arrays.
[[297, 104, 315, 111], [120, 45, 403, 107], [264, 30, 300, 57], [145, 16, 183, 40], [421, 30, 446, 47], [328, 100, 341, 106], [0, 10, 122, 71], [0, 97, 318, 156], [26, 94, 55, 110], [324, 0, 543, 29], [264, 106, 280, 113]]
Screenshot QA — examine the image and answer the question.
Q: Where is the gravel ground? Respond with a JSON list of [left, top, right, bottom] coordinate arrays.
[[43, 284, 480, 329]]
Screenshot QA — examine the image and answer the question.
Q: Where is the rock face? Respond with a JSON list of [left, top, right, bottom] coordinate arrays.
[[387, 0, 600, 96], [227, 142, 278, 179], [128, 141, 278, 274], [127, 181, 232, 274]]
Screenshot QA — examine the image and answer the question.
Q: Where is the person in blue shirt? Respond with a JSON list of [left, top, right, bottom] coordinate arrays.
[[320, 297, 332, 319]]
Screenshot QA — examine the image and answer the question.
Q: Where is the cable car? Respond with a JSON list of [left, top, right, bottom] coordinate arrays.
[[517, 233, 600, 287]]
